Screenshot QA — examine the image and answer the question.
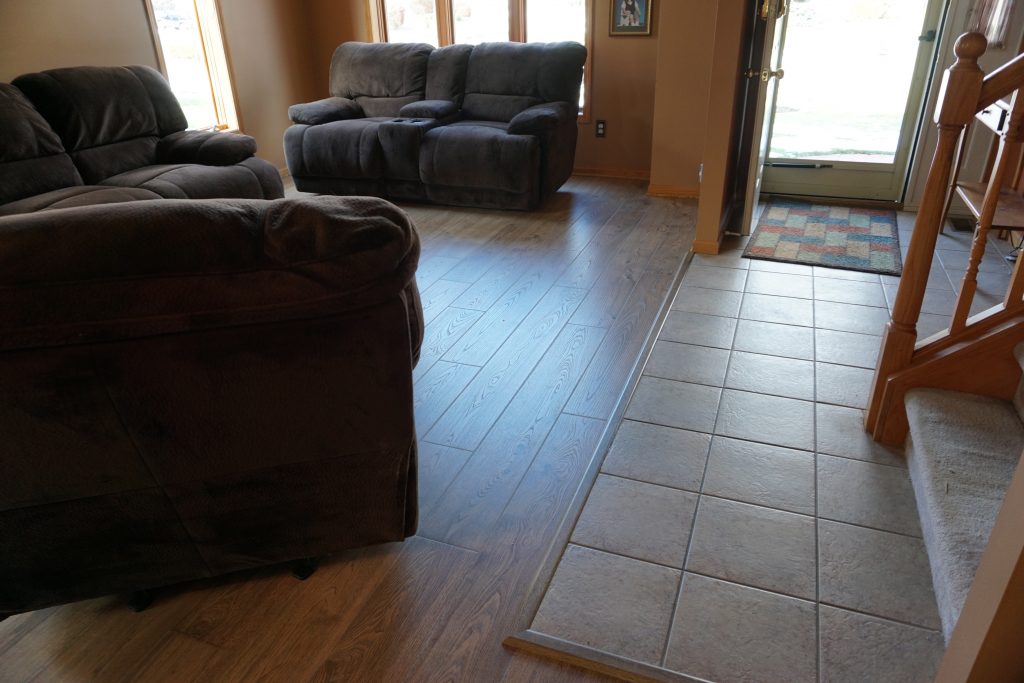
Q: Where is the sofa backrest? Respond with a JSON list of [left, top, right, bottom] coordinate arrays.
[[329, 42, 433, 118], [461, 42, 587, 122], [425, 44, 473, 105], [13, 66, 188, 184], [0, 83, 83, 206]]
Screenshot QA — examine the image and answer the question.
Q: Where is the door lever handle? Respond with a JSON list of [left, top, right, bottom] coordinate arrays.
[[919, 29, 937, 42]]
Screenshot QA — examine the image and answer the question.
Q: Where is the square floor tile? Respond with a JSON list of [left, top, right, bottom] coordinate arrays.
[[626, 378, 722, 433], [732, 319, 814, 360], [814, 278, 887, 308], [532, 545, 680, 665], [693, 245, 750, 270], [816, 404, 905, 467], [819, 519, 941, 629], [817, 363, 873, 408], [883, 285, 957, 316], [682, 264, 748, 292], [814, 300, 890, 335], [815, 329, 880, 369], [687, 496, 816, 599], [702, 437, 815, 515], [601, 420, 711, 492], [740, 293, 814, 327], [748, 259, 815, 276], [715, 389, 814, 451], [745, 271, 814, 299], [660, 311, 737, 349], [918, 313, 951, 339], [819, 605, 944, 683], [818, 455, 921, 536], [644, 341, 730, 387], [665, 573, 816, 683], [671, 286, 742, 317], [937, 248, 1009, 273], [725, 351, 815, 400], [572, 475, 698, 567], [813, 267, 880, 283]]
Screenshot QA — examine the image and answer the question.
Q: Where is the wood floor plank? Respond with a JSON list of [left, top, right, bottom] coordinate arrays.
[[420, 324, 605, 548], [415, 255, 463, 289], [419, 279, 473, 326], [417, 441, 473, 515], [564, 271, 674, 419], [441, 254, 576, 367], [555, 195, 656, 290], [413, 361, 480, 440], [412, 306, 485, 383], [402, 415, 607, 683], [424, 286, 587, 450], [303, 536, 479, 682], [450, 247, 534, 312]]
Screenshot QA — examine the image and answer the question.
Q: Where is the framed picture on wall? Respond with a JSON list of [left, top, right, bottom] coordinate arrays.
[[610, 0, 653, 36]]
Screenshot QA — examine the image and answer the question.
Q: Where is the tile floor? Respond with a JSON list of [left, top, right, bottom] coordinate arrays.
[[530, 216, 1016, 682]]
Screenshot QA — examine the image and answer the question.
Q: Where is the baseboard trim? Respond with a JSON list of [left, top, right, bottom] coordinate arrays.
[[646, 184, 700, 199], [693, 238, 722, 255], [573, 166, 651, 181]]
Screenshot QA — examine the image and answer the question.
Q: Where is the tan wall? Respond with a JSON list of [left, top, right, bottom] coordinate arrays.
[[306, 0, 372, 96], [218, 0, 318, 169], [0, 0, 159, 81], [573, 0, 661, 178], [648, 1, 718, 194]]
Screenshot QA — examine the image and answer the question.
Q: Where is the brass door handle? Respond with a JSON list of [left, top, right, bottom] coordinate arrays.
[[744, 68, 785, 81]]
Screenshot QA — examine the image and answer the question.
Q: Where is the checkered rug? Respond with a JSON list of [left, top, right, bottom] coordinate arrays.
[[743, 199, 902, 275]]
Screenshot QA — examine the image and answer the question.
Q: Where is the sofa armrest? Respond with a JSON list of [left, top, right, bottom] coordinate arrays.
[[156, 130, 257, 166], [507, 102, 576, 135], [288, 97, 363, 125], [399, 100, 458, 119], [0, 196, 421, 351]]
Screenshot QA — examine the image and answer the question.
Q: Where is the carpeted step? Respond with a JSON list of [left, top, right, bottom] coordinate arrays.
[[904, 387, 1023, 642]]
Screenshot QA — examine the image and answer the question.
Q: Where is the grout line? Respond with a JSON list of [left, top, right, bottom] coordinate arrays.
[[811, 288, 822, 683]]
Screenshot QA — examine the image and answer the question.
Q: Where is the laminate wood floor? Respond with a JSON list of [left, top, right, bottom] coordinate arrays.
[[0, 177, 696, 683]]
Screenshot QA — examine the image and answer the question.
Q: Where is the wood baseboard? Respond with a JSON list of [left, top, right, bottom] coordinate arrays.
[[646, 184, 700, 199], [572, 166, 650, 181], [693, 238, 722, 255]]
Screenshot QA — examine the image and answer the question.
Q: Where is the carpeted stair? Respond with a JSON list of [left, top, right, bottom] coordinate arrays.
[[904, 379, 1024, 642]]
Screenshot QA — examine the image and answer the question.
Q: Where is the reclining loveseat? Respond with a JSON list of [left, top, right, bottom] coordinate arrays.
[[0, 65, 283, 216], [0, 195, 423, 615], [285, 41, 587, 210]]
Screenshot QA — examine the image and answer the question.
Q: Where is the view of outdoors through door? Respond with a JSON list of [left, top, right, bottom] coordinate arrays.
[[761, 0, 943, 200], [770, 0, 932, 163]]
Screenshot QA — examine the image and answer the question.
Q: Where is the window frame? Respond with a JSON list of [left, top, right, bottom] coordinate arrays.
[[143, 0, 241, 132], [371, 0, 593, 122]]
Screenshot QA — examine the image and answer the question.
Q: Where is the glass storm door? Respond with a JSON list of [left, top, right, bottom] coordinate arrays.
[[759, 0, 946, 201]]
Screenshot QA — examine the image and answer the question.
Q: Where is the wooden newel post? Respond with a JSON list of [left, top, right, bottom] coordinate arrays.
[[865, 33, 988, 436]]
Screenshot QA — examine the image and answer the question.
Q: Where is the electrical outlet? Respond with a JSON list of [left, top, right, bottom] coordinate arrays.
[[596, 120, 606, 137]]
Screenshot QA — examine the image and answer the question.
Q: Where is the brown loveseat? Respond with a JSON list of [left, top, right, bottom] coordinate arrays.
[[284, 41, 587, 210], [0, 65, 283, 216], [0, 195, 423, 615]]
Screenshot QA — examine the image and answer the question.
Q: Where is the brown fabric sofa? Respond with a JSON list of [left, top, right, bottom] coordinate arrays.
[[0, 65, 283, 217], [285, 41, 586, 210], [0, 195, 423, 615]]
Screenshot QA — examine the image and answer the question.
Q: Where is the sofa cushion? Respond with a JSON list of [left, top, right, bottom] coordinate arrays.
[[13, 65, 187, 183], [100, 163, 275, 200], [462, 42, 587, 122], [330, 42, 432, 98], [420, 121, 539, 194], [0, 186, 161, 217], [285, 118, 392, 180], [0, 83, 83, 205], [425, 44, 473, 105], [0, 196, 419, 349]]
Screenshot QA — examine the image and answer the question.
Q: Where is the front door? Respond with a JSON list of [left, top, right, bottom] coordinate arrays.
[[759, 0, 947, 201]]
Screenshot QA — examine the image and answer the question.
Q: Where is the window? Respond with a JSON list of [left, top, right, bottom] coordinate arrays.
[[373, 0, 593, 118], [145, 0, 239, 131]]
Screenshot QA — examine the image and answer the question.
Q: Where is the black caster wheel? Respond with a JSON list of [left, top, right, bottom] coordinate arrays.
[[290, 557, 318, 581], [128, 589, 155, 612]]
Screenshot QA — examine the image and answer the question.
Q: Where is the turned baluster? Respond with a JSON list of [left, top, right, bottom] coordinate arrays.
[[952, 91, 1024, 330], [866, 33, 988, 435]]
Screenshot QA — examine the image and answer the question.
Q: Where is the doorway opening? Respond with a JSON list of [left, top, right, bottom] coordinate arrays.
[[758, 0, 947, 203]]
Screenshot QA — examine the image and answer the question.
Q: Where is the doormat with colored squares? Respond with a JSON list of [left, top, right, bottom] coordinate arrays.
[[743, 199, 903, 276]]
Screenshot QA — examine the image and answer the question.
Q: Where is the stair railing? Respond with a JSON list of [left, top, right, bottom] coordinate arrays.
[[867, 33, 1024, 443]]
